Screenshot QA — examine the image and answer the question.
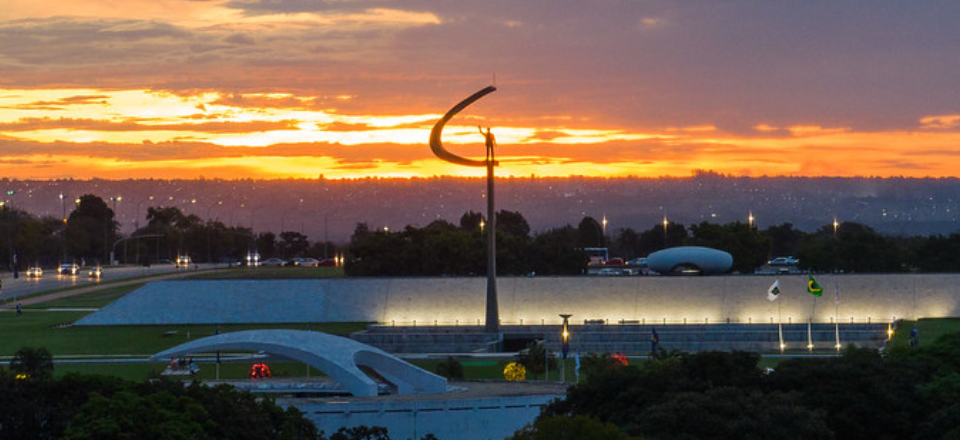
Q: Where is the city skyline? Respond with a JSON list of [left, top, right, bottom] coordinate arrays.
[[4, 175, 960, 244], [2, 2, 960, 180]]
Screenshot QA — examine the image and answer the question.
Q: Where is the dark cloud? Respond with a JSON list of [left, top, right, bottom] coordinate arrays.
[[2, 1, 960, 152]]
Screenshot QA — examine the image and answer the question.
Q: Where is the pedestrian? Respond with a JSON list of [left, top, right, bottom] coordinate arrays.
[[16, 302, 22, 316]]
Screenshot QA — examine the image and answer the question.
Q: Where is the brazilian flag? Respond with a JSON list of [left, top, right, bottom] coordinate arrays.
[[807, 275, 823, 297]]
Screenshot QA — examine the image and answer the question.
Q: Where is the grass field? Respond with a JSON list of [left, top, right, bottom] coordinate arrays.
[[887, 317, 960, 348], [0, 309, 368, 357], [26, 283, 145, 309]]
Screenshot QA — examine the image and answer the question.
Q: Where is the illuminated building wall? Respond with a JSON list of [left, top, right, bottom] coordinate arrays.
[[77, 275, 960, 326]]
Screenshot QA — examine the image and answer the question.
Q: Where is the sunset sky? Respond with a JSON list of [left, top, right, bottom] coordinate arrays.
[[2, 1, 960, 180]]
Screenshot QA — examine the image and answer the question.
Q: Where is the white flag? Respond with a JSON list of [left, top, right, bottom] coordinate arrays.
[[767, 279, 781, 301]]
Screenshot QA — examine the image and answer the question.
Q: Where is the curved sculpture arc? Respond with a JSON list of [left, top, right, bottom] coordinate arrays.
[[149, 329, 447, 397], [429, 86, 498, 167]]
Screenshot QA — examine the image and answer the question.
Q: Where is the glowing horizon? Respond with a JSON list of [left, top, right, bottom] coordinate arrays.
[[2, 2, 959, 180]]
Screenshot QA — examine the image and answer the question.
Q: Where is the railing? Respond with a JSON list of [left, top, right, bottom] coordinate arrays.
[[375, 316, 896, 327]]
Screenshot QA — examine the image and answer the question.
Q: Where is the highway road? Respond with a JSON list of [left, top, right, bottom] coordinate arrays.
[[0, 263, 219, 301]]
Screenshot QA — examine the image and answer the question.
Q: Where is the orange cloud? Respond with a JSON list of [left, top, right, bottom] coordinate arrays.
[[4, 87, 960, 180]]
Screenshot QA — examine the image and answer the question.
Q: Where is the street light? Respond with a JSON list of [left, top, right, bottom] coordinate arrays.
[[662, 215, 669, 248], [135, 196, 154, 232], [559, 314, 572, 383], [134, 196, 154, 264], [59, 193, 67, 260], [748, 211, 754, 228]]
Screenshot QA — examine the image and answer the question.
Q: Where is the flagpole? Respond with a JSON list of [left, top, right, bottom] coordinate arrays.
[[834, 280, 841, 352], [808, 295, 817, 352], [778, 300, 784, 353]]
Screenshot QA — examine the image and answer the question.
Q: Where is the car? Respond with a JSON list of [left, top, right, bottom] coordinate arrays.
[[298, 258, 320, 267], [176, 255, 191, 268], [262, 258, 286, 266], [26, 266, 42, 277], [219, 256, 240, 267], [88, 266, 103, 278], [598, 268, 623, 276], [246, 252, 261, 266], [318, 258, 337, 267], [58, 263, 80, 275], [769, 256, 800, 266]]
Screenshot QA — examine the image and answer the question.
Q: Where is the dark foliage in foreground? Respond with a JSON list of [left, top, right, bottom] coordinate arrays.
[[0, 370, 319, 440], [512, 333, 960, 439], [0, 350, 440, 440]]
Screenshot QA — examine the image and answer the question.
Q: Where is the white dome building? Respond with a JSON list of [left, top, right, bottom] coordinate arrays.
[[647, 246, 733, 275]]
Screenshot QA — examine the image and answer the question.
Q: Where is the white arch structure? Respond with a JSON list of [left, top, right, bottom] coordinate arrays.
[[149, 329, 447, 397]]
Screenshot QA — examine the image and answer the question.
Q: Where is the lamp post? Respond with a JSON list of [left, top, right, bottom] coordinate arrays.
[[134, 196, 153, 265], [662, 215, 669, 249], [559, 314, 572, 383], [59, 193, 67, 260], [206, 201, 222, 264], [832, 215, 841, 352]]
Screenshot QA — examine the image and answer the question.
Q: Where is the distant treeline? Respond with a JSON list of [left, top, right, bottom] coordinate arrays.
[[347, 210, 960, 275], [3, 193, 958, 274]]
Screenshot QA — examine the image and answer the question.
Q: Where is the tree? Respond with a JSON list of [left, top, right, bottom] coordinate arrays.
[[508, 415, 631, 440], [610, 227, 641, 259], [517, 340, 556, 380], [529, 226, 588, 275], [256, 231, 277, 258], [798, 222, 902, 273], [577, 217, 604, 248], [636, 222, 688, 254], [497, 210, 531, 238], [688, 221, 770, 273], [278, 231, 310, 258], [765, 223, 805, 258], [10, 346, 54, 380], [64, 194, 118, 263], [459, 210, 484, 232]]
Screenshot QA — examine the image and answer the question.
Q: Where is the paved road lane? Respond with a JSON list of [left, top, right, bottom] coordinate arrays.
[[0, 263, 219, 302]]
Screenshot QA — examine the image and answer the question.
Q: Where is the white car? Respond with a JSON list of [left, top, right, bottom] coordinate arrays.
[[26, 266, 43, 277]]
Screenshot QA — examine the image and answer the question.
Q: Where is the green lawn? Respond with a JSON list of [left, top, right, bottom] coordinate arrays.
[[54, 361, 329, 382], [0, 310, 368, 357], [27, 283, 145, 309], [887, 317, 960, 348]]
